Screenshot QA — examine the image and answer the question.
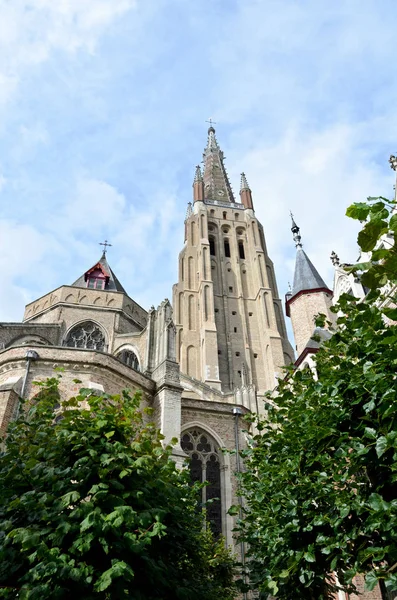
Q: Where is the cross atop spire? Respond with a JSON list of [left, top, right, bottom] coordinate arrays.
[[99, 239, 112, 257]]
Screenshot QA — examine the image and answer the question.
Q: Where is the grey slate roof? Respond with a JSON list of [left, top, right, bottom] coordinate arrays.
[[292, 248, 330, 297], [71, 254, 127, 294]]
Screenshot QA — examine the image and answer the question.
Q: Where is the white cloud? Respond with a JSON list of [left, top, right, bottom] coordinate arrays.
[[0, 0, 136, 106], [63, 178, 126, 230], [227, 120, 392, 302]]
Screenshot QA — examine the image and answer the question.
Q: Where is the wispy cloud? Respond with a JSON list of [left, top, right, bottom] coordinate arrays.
[[0, 0, 396, 337]]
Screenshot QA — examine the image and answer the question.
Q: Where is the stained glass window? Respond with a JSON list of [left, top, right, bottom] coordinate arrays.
[[181, 429, 222, 537], [64, 322, 105, 351]]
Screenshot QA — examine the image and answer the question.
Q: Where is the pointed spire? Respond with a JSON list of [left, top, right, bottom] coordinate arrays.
[[71, 253, 127, 293], [239, 172, 254, 210], [287, 214, 331, 300], [240, 172, 250, 191], [206, 126, 219, 150], [192, 164, 204, 203], [290, 212, 302, 248], [202, 126, 235, 203], [194, 164, 203, 182], [185, 202, 193, 219]]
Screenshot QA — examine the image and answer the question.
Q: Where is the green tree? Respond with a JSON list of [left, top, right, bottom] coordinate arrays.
[[234, 195, 397, 599], [0, 378, 236, 600]]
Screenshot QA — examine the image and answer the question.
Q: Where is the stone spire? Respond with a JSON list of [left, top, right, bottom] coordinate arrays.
[[240, 172, 250, 190], [194, 164, 203, 182], [239, 172, 253, 210], [192, 165, 204, 202], [202, 126, 235, 203]]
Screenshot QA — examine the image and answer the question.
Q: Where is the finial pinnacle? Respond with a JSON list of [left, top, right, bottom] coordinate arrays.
[[240, 172, 250, 191], [330, 250, 340, 266], [389, 154, 397, 171], [194, 164, 203, 183], [206, 117, 216, 134], [205, 119, 218, 150], [185, 202, 193, 219], [290, 213, 302, 248]]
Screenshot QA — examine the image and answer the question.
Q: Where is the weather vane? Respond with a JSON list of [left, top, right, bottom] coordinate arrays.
[[99, 240, 112, 255], [206, 117, 217, 127]]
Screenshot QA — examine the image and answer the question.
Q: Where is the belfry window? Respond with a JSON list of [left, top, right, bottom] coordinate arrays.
[[224, 239, 231, 258], [209, 237, 216, 256], [238, 241, 245, 260], [117, 349, 140, 371], [64, 322, 105, 351], [181, 429, 222, 537]]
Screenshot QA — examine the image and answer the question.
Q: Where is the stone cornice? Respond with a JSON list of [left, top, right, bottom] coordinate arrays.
[[0, 345, 155, 393]]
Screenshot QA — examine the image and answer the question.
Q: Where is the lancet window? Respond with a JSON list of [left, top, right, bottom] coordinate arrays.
[[117, 349, 140, 371], [181, 429, 222, 536], [64, 322, 105, 351]]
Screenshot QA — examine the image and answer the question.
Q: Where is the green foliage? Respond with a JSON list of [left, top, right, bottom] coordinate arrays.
[[233, 195, 397, 598], [0, 379, 236, 600], [347, 195, 397, 293]]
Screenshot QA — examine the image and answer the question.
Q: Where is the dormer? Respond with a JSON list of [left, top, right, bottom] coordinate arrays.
[[71, 253, 127, 293], [85, 264, 109, 290]]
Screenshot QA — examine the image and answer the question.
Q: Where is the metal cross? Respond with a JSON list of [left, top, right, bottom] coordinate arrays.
[[206, 118, 217, 127], [99, 240, 112, 254]]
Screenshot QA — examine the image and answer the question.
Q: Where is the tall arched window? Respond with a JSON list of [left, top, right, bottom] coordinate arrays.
[[64, 322, 105, 351], [117, 349, 140, 371], [181, 429, 222, 537]]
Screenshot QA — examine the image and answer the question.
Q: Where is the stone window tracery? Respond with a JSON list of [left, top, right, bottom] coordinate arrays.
[[117, 349, 140, 371], [181, 429, 222, 537], [64, 322, 105, 351]]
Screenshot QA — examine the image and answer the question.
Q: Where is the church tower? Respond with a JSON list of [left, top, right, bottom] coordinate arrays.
[[173, 126, 294, 406]]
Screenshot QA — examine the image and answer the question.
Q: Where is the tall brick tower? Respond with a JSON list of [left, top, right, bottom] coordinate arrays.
[[173, 126, 294, 408]]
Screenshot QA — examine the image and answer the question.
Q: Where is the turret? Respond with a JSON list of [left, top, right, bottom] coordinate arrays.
[[193, 165, 204, 203], [239, 172, 254, 210], [286, 215, 333, 358]]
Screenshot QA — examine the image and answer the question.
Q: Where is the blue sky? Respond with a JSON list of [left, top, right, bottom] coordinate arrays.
[[0, 0, 396, 329]]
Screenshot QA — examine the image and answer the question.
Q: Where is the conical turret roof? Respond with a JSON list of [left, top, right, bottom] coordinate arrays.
[[289, 215, 330, 297], [71, 252, 127, 293], [292, 248, 329, 296]]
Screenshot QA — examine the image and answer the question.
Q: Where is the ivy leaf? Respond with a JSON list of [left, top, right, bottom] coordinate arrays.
[[346, 203, 370, 221], [358, 219, 388, 252], [376, 436, 388, 458], [365, 571, 379, 591]]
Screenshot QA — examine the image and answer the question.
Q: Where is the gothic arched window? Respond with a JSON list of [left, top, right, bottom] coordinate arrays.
[[64, 322, 105, 351], [181, 429, 222, 537], [117, 349, 140, 371]]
